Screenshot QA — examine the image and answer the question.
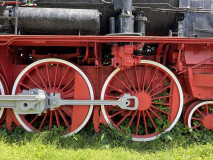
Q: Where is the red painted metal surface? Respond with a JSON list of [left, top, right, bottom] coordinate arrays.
[[0, 35, 212, 139], [71, 72, 91, 132], [111, 44, 135, 68], [1, 35, 213, 44]]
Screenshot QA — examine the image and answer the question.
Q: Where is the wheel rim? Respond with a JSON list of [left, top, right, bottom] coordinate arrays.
[[0, 74, 8, 126], [186, 101, 213, 132], [0, 81, 5, 119], [12, 58, 94, 136], [101, 60, 183, 141]]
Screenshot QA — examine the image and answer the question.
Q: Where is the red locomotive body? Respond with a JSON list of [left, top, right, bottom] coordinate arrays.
[[0, 0, 212, 142]]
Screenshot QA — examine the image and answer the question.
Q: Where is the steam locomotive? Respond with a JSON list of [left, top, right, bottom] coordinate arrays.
[[0, 0, 212, 141]]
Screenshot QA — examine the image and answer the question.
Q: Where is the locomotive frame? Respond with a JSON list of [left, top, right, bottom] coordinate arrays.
[[0, 0, 212, 142], [0, 35, 212, 141]]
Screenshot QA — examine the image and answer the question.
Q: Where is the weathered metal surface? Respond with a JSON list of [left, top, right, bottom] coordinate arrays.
[[16, 7, 100, 35], [34, 0, 179, 35], [0, 0, 179, 35], [179, 0, 213, 37]]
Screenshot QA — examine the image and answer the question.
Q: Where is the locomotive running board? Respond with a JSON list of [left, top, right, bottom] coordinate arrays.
[[0, 89, 138, 115]]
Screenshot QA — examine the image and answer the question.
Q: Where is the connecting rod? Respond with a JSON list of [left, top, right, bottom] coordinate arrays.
[[0, 89, 138, 115]]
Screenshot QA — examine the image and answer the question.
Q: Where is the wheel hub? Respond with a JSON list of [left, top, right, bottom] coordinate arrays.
[[135, 92, 151, 111], [203, 114, 213, 129]]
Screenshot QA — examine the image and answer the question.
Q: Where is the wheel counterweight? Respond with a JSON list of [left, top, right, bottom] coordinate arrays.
[[12, 58, 94, 136], [101, 60, 183, 141]]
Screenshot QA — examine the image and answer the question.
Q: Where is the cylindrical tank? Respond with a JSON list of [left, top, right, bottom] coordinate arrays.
[[16, 7, 100, 35]]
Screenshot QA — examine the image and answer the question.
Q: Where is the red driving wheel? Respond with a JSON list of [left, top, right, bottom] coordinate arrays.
[[101, 60, 183, 141], [12, 58, 94, 136]]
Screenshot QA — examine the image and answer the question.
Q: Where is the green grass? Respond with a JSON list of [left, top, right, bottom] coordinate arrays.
[[0, 122, 213, 160]]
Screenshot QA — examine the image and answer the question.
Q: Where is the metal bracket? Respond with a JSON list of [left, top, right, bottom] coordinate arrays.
[[0, 89, 47, 115]]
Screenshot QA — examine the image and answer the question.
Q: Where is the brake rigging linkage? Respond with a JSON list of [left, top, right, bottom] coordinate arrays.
[[0, 89, 139, 115]]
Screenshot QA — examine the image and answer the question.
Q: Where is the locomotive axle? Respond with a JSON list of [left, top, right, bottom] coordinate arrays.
[[0, 89, 138, 115]]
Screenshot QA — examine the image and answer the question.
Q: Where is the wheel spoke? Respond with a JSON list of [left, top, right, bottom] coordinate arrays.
[[62, 92, 74, 99], [61, 107, 72, 118], [108, 84, 125, 94], [151, 84, 174, 97], [57, 66, 69, 90], [192, 123, 203, 130], [142, 111, 148, 135], [54, 110, 60, 129], [146, 110, 157, 130], [191, 117, 202, 121], [196, 109, 204, 117], [141, 65, 147, 91], [205, 105, 208, 114], [151, 105, 169, 115], [35, 67, 48, 90], [54, 63, 59, 89], [117, 111, 133, 127], [20, 82, 31, 90], [38, 110, 49, 131], [49, 111, 53, 131], [134, 65, 140, 92], [58, 109, 71, 131], [148, 74, 167, 94], [61, 87, 75, 97], [105, 94, 120, 100], [26, 74, 42, 89], [59, 77, 75, 93], [152, 102, 171, 106], [151, 95, 172, 100], [127, 110, 138, 128], [109, 110, 125, 118], [136, 111, 141, 135], [145, 67, 158, 92], [148, 108, 161, 120], [115, 76, 133, 94], [46, 64, 52, 89], [30, 115, 39, 125], [124, 70, 137, 93]]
